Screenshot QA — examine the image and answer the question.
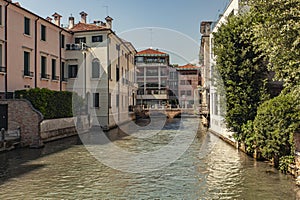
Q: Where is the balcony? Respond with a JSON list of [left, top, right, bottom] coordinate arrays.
[[66, 43, 82, 51], [41, 74, 50, 80], [0, 66, 6, 74], [23, 70, 34, 77], [52, 75, 59, 81]]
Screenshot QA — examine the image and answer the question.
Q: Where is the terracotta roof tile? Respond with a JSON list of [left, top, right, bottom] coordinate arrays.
[[70, 22, 108, 32], [176, 64, 201, 70], [137, 48, 167, 55]]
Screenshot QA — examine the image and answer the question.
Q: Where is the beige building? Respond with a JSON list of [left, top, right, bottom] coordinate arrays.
[[0, 0, 137, 129]]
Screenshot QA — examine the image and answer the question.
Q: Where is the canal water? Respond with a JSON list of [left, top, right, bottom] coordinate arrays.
[[0, 118, 299, 199]]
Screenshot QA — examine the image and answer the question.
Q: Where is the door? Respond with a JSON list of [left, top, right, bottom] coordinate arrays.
[[0, 104, 8, 130]]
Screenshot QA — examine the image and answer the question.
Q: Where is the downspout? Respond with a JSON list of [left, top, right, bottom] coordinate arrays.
[[107, 32, 111, 128], [4, 2, 9, 98], [34, 17, 39, 88], [59, 30, 63, 91]]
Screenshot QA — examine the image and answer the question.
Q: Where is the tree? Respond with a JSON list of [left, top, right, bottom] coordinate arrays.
[[248, 0, 300, 89], [213, 13, 269, 140]]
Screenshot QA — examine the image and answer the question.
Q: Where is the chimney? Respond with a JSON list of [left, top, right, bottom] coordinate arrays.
[[68, 16, 75, 29], [46, 17, 52, 22], [105, 16, 113, 29], [52, 12, 62, 26], [80, 11, 88, 24]]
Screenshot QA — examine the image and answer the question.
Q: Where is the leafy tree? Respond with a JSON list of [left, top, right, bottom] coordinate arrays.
[[248, 0, 300, 89], [213, 13, 269, 140]]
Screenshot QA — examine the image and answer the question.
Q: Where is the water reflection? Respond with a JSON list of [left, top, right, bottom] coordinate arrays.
[[0, 118, 298, 199]]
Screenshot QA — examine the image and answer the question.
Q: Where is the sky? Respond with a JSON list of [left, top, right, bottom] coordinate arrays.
[[16, 0, 231, 65]]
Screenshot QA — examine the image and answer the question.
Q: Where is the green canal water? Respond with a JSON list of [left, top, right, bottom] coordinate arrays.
[[0, 118, 299, 199]]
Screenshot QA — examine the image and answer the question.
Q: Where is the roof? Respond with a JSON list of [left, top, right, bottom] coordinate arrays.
[[176, 64, 201, 71], [70, 22, 109, 32], [137, 48, 168, 56]]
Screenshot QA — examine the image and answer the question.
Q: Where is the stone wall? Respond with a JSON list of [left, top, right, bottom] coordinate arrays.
[[40, 116, 90, 142], [0, 100, 43, 147]]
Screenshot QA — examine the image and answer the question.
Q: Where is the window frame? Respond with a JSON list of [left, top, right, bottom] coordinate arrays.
[[24, 17, 30, 35]]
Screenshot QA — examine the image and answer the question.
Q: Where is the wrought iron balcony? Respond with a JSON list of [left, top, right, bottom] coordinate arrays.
[[23, 70, 34, 77], [52, 75, 59, 81], [41, 73, 50, 79], [66, 43, 82, 51]]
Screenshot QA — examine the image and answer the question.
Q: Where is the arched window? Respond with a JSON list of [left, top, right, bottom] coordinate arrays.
[[92, 59, 100, 78]]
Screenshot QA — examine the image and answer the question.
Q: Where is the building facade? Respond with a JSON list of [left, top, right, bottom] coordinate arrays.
[[176, 64, 201, 109], [199, 21, 213, 114], [0, 0, 137, 129], [0, 0, 73, 99], [135, 48, 170, 108]]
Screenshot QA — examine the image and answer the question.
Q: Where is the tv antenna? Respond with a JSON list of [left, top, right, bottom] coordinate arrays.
[[103, 6, 109, 16]]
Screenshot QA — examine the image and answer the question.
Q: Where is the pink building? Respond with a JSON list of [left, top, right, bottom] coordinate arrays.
[[176, 64, 202, 109], [0, 0, 74, 98]]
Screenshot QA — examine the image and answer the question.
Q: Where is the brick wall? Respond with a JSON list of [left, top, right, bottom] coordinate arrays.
[[0, 100, 43, 147]]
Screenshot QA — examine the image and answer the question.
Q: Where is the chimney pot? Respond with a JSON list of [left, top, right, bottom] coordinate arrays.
[[80, 11, 88, 24], [68, 16, 75, 29], [105, 16, 113, 29], [52, 12, 62, 26]]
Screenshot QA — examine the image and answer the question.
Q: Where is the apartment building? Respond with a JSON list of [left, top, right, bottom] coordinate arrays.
[[0, 0, 137, 129], [66, 13, 137, 129], [176, 64, 201, 109], [0, 0, 72, 98], [135, 48, 170, 108]]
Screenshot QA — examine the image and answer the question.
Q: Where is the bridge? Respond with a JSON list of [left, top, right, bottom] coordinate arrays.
[[137, 108, 198, 119]]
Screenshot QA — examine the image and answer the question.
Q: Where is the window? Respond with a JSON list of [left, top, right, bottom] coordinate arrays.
[[61, 62, 66, 81], [52, 59, 56, 80], [24, 51, 30, 76], [92, 59, 100, 78], [116, 94, 119, 107], [109, 93, 111, 108], [75, 37, 86, 44], [180, 91, 185, 96], [92, 35, 103, 43], [93, 93, 100, 108], [61, 34, 65, 48], [41, 56, 47, 78], [0, 6, 2, 26], [186, 90, 192, 96], [41, 25, 46, 41], [116, 65, 119, 81], [24, 17, 30, 35], [68, 65, 78, 78], [180, 80, 185, 85], [0, 44, 2, 67]]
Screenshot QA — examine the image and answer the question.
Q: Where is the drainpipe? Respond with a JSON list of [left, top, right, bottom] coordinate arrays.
[[4, 3, 9, 99], [59, 30, 63, 91], [107, 32, 111, 128], [34, 17, 39, 88]]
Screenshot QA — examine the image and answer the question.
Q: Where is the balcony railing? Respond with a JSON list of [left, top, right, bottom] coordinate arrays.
[[0, 66, 6, 73], [41, 74, 50, 79], [52, 75, 59, 81], [23, 70, 34, 77], [66, 43, 82, 51]]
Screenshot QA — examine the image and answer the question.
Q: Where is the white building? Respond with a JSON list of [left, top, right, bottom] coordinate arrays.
[[209, 0, 241, 139], [65, 13, 137, 130]]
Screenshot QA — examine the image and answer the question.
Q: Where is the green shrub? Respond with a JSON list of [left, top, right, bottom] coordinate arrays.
[[253, 87, 300, 166], [15, 88, 83, 119], [279, 155, 295, 174]]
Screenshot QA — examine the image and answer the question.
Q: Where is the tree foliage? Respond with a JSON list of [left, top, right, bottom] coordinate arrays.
[[213, 13, 268, 140], [253, 86, 300, 165], [248, 0, 300, 89]]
